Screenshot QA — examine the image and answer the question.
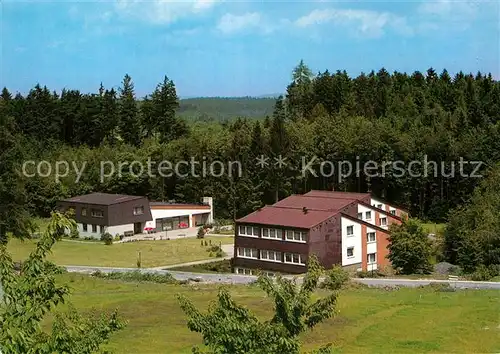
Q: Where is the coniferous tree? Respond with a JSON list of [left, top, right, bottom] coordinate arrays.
[[118, 74, 141, 146]]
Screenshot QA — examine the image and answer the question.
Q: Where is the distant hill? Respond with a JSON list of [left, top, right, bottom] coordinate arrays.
[[177, 97, 276, 121]]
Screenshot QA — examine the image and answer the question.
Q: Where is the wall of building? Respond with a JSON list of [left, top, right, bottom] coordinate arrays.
[[308, 215, 341, 269], [145, 208, 210, 229], [341, 216, 362, 267], [232, 223, 310, 275], [106, 223, 135, 236], [76, 223, 103, 239]]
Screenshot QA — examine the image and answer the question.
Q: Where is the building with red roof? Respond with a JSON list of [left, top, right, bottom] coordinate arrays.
[[232, 191, 407, 276]]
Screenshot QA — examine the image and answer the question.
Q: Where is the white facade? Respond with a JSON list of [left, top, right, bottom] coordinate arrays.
[[145, 208, 211, 229], [106, 223, 135, 236], [357, 204, 375, 224], [371, 198, 386, 211], [341, 216, 362, 266], [76, 223, 103, 239]]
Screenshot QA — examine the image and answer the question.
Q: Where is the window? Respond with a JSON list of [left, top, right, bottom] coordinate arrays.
[[100, 225, 105, 234], [346, 225, 354, 236], [365, 211, 372, 220], [376, 204, 383, 209], [82, 223, 87, 232], [236, 268, 255, 275], [285, 230, 306, 243], [237, 247, 258, 259], [367, 253, 376, 264], [390, 209, 396, 215], [346, 247, 354, 258], [284, 252, 306, 265], [239, 225, 259, 237], [379, 217, 387, 226], [367, 232, 376, 243], [260, 250, 282, 262], [133, 206, 144, 215], [357, 212, 362, 219], [81, 208, 87, 216], [91, 209, 103, 218], [262, 228, 280, 240], [91, 224, 97, 233]]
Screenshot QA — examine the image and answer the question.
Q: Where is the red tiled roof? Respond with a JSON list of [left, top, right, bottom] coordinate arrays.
[[272, 194, 356, 211], [236, 205, 336, 229], [304, 190, 370, 200]]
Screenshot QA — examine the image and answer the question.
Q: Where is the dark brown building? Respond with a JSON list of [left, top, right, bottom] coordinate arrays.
[[233, 191, 405, 276], [57, 193, 152, 238]]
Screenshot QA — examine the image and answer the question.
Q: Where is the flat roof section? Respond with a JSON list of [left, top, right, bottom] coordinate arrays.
[[304, 190, 371, 200], [273, 194, 356, 211], [62, 193, 143, 205]]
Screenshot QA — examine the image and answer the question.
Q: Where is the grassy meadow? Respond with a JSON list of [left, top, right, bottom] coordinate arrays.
[[53, 273, 500, 354], [7, 236, 233, 268]]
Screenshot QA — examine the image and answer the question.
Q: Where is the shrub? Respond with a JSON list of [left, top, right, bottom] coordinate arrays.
[[215, 249, 225, 258], [101, 232, 113, 245], [69, 227, 79, 239], [197, 226, 205, 239], [91, 271, 180, 284], [321, 265, 349, 290], [469, 264, 499, 281]]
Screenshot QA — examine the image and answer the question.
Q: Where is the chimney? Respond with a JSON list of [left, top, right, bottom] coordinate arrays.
[[302, 207, 308, 214], [202, 197, 214, 223]]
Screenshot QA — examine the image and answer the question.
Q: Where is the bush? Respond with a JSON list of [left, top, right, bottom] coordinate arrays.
[[101, 232, 113, 245], [197, 226, 205, 239], [321, 265, 349, 290], [215, 249, 225, 258], [91, 271, 180, 284], [69, 227, 79, 239], [470, 264, 500, 281]]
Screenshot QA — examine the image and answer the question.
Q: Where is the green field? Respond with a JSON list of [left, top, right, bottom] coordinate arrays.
[[55, 273, 500, 354], [7, 237, 233, 268]]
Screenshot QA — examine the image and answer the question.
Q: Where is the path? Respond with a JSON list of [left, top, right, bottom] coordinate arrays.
[[151, 244, 234, 270], [63, 265, 500, 289]]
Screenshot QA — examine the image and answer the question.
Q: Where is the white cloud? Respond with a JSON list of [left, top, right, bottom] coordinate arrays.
[[418, 0, 478, 18], [295, 8, 412, 37], [216, 12, 264, 34], [115, 0, 221, 25]]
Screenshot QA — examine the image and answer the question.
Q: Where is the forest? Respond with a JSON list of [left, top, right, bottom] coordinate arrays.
[[1, 61, 500, 222]]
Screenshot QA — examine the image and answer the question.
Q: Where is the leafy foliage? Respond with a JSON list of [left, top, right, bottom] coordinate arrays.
[[444, 164, 500, 273], [177, 256, 346, 354], [0, 212, 125, 353], [101, 232, 113, 245], [387, 218, 433, 274]]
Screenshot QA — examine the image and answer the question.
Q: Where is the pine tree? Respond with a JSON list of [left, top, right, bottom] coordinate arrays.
[[151, 75, 185, 143], [118, 74, 141, 146]]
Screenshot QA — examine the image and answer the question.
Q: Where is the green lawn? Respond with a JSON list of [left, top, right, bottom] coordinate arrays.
[[54, 273, 500, 353], [7, 237, 233, 268]]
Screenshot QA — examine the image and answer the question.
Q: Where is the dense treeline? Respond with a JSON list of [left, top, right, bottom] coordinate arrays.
[[1, 63, 499, 227], [178, 97, 276, 121]]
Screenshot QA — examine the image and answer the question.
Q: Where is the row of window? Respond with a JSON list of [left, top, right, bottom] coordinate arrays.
[[236, 247, 307, 265], [346, 247, 377, 264], [78, 206, 144, 218], [372, 202, 397, 216], [239, 226, 307, 243], [234, 268, 276, 277], [82, 223, 105, 234]]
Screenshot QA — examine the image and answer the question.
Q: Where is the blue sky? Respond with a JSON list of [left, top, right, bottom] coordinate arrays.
[[2, 0, 499, 97]]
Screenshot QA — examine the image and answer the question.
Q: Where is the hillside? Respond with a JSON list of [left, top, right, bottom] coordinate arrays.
[[177, 97, 277, 121]]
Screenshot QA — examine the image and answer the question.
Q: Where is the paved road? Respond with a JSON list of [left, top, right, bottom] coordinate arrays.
[[64, 265, 500, 289]]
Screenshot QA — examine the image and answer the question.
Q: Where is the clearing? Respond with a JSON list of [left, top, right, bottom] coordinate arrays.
[[57, 273, 500, 353], [7, 237, 233, 268]]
